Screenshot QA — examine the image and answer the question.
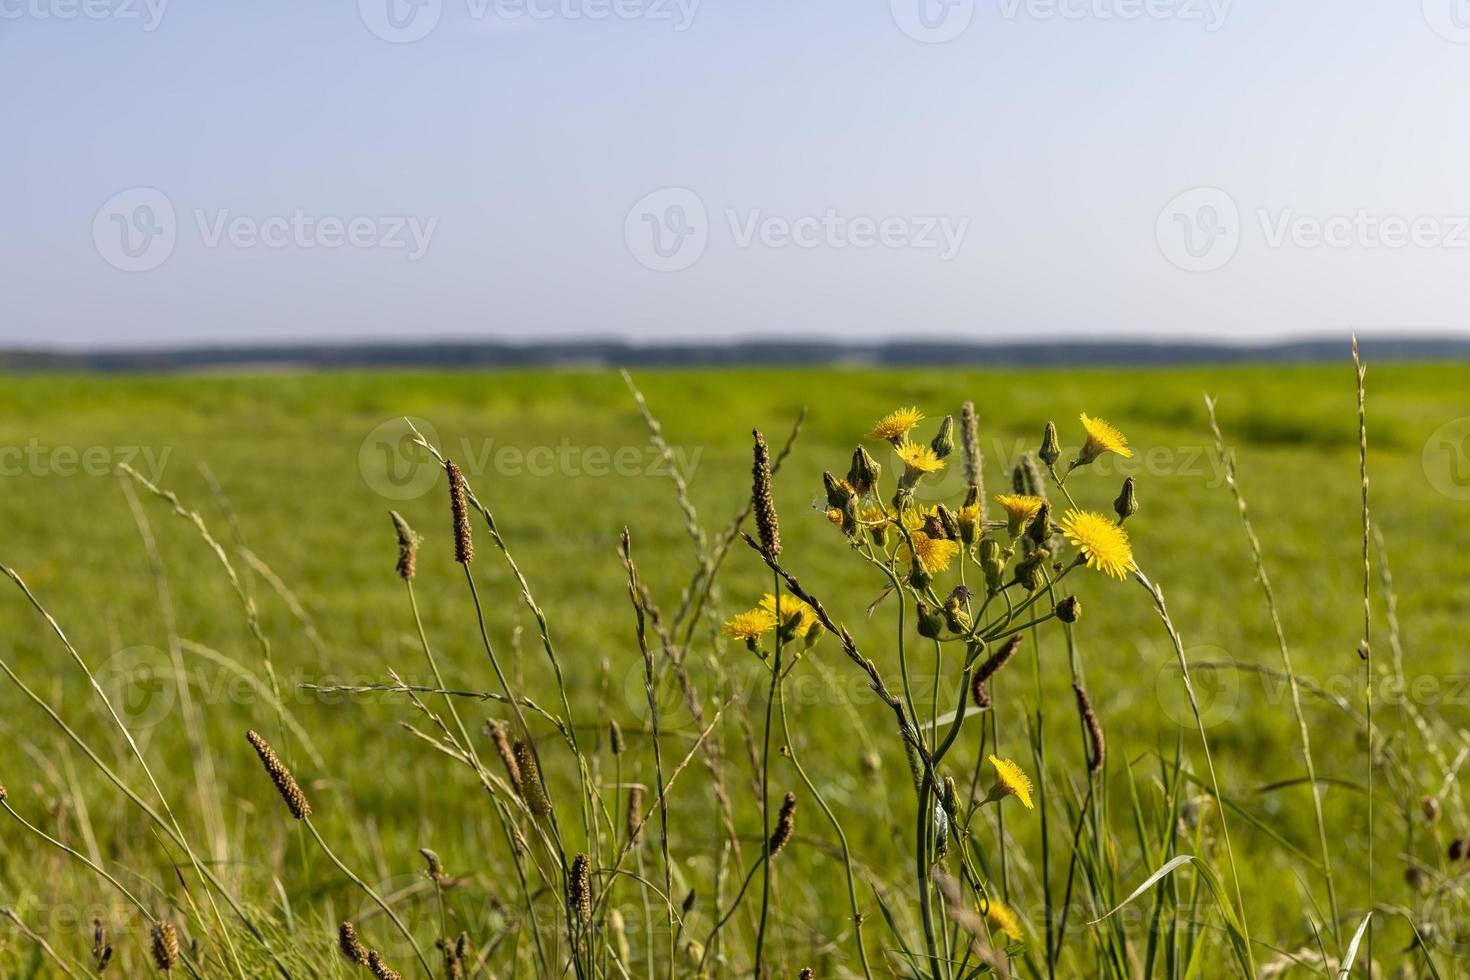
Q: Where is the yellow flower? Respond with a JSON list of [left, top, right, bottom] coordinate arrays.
[[955, 503, 982, 543], [993, 493, 1044, 537], [900, 531, 960, 575], [1078, 413, 1133, 463], [825, 508, 843, 526], [1057, 509, 1135, 579], [866, 406, 925, 442], [898, 503, 937, 530], [759, 593, 819, 637], [988, 755, 1034, 809], [895, 441, 945, 474], [983, 898, 1024, 942], [723, 609, 777, 641]]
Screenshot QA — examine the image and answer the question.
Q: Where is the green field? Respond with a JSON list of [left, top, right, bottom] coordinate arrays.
[[1, 362, 1468, 977]]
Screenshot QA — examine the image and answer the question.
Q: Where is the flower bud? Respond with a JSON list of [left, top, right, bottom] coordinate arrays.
[[823, 472, 851, 511], [1039, 421, 1061, 467], [1016, 549, 1049, 592], [1027, 500, 1052, 548], [936, 504, 960, 541], [916, 602, 945, 639], [1055, 595, 1081, 623], [931, 415, 955, 459], [1114, 476, 1138, 521], [944, 597, 971, 634], [848, 446, 881, 496]]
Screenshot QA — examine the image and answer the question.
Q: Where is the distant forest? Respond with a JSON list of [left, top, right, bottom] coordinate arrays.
[[3, 336, 1466, 372]]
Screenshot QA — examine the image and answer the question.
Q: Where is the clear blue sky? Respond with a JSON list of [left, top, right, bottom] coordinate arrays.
[[4, 0, 1470, 348]]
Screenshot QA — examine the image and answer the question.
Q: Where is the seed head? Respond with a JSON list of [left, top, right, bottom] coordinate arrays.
[[486, 720, 523, 797], [513, 740, 553, 818], [246, 730, 311, 819], [420, 847, 445, 880], [437, 937, 465, 979], [973, 635, 1022, 693], [608, 719, 625, 757], [367, 949, 402, 980], [338, 922, 369, 965], [569, 852, 592, 922], [959, 402, 984, 511], [149, 922, 179, 974], [447, 460, 474, 564], [1073, 683, 1105, 776], [751, 430, 781, 557], [626, 785, 646, 845], [389, 511, 418, 580], [768, 792, 797, 856]]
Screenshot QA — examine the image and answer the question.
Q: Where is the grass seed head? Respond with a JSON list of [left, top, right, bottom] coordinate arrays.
[[149, 921, 179, 974], [446, 460, 474, 564], [389, 510, 418, 580], [367, 949, 402, 980], [437, 936, 465, 978], [513, 740, 553, 817], [569, 852, 592, 922], [752, 429, 781, 557], [627, 784, 646, 845], [608, 719, 625, 756], [338, 922, 369, 965], [1073, 683, 1105, 775], [486, 720, 523, 796], [768, 791, 797, 856], [246, 729, 311, 820]]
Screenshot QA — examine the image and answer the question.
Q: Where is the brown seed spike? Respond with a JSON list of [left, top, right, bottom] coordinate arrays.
[[1073, 683, 1105, 776], [972, 634, 1023, 692], [768, 792, 797, 856], [389, 511, 418, 580], [752, 430, 781, 558], [485, 720, 523, 796], [626, 784, 646, 845], [447, 460, 474, 564], [246, 729, 312, 819], [437, 936, 465, 979], [149, 921, 179, 974], [569, 852, 592, 922], [338, 922, 369, 965], [799, 970, 815, 980], [513, 739, 553, 817], [367, 949, 403, 980]]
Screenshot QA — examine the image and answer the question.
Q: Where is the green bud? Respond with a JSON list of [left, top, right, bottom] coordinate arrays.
[[1114, 476, 1138, 521], [943, 597, 971, 634], [916, 601, 945, 639], [936, 503, 960, 541], [1016, 549, 1049, 592], [1040, 421, 1061, 467], [848, 446, 881, 496], [931, 415, 955, 459], [823, 471, 851, 511], [1026, 500, 1052, 548]]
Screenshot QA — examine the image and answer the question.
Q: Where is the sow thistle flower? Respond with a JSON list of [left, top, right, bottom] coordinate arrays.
[[1058, 509, 1135, 579], [867, 406, 925, 444], [759, 593, 821, 643], [1076, 413, 1133, 466], [985, 755, 1035, 810], [723, 609, 777, 649], [993, 493, 1044, 538], [895, 441, 944, 489], [900, 531, 961, 576], [983, 898, 1024, 943]]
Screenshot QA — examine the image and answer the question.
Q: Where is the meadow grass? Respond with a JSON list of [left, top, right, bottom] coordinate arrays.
[[0, 361, 1467, 976]]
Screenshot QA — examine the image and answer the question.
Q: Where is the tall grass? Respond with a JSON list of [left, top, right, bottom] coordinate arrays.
[[0, 351, 1463, 977]]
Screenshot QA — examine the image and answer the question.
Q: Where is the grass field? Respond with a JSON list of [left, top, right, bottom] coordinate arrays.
[[1, 361, 1468, 977]]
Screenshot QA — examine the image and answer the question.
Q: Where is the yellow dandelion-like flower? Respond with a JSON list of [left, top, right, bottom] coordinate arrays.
[[825, 508, 843, 526], [983, 898, 1024, 942], [900, 531, 960, 575], [723, 609, 777, 641], [859, 504, 893, 525], [866, 406, 926, 442], [988, 755, 1034, 809], [1078, 413, 1133, 463], [993, 493, 1044, 537], [895, 441, 945, 475], [1057, 509, 1135, 580], [897, 504, 938, 530], [759, 593, 819, 637]]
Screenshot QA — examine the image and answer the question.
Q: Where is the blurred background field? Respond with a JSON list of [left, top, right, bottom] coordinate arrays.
[[2, 360, 1469, 974]]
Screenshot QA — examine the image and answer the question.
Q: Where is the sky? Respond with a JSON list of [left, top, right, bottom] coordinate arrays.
[[4, 0, 1470, 349]]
